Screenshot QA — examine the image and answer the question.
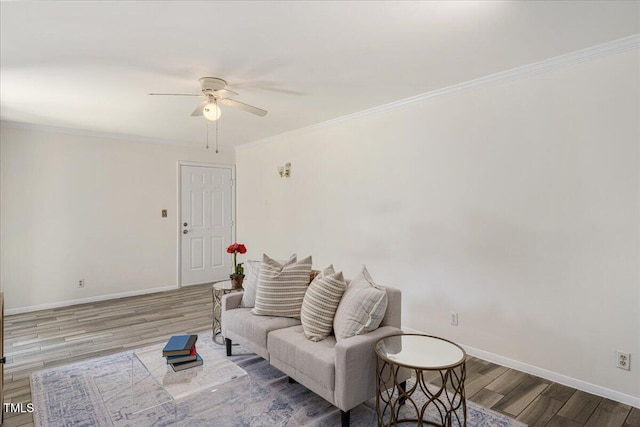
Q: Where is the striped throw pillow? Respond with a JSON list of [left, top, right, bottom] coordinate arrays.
[[333, 265, 388, 342], [301, 267, 347, 342], [251, 254, 312, 318], [240, 254, 297, 308]]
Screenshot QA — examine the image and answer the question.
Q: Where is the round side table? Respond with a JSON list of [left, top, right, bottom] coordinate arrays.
[[375, 334, 467, 426], [212, 280, 242, 345]]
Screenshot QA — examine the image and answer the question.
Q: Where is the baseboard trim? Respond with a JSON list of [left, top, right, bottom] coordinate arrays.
[[401, 326, 640, 409], [5, 285, 178, 315]]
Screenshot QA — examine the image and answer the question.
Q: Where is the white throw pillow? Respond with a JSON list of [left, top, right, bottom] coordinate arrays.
[[240, 254, 296, 308], [333, 265, 388, 342], [301, 265, 347, 342], [239, 260, 260, 308], [251, 254, 312, 318]]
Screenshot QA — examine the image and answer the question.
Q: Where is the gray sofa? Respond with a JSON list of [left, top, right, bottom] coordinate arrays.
[[221, 286, 407, 427]]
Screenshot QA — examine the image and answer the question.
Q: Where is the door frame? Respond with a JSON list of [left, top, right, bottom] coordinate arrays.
[[177, 161, 236, 288]]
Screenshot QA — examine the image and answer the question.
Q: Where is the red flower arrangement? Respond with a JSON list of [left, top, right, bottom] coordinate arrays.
[[227, 243, 247, 276]]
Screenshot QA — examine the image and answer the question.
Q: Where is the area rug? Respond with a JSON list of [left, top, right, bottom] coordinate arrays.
[[31, 332, 526, 427]]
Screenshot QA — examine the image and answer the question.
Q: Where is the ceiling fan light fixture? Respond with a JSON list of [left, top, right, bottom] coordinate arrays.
[[150, 77, 267, 119], [203, 101, 221, 121]]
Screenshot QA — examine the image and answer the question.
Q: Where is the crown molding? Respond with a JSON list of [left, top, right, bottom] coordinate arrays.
[[0, 120, 234, 152], [237, 34, 640, 152]]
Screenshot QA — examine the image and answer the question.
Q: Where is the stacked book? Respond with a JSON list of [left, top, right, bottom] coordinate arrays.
[[162, 334, 202, 372]]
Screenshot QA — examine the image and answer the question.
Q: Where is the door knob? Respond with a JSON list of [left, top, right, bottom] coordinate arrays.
[[183, 222, 188, 227], [183, 230, 189, 234]]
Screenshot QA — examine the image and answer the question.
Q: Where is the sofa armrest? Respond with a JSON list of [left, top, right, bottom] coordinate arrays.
[[221, 292, 244, 311], [334, 326, 406, 412]]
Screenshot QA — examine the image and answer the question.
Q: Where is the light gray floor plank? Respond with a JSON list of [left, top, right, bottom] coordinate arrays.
[[484, 368, 527, 395], [464, 372, 496, 398], [584, 399, 631, 427], [470, 388, 504, 409], [476, 361, 510, 379], [546, 415, 585, 427], [492, 374, 550, 416], [624, 408, 640, 427], [556, 390, 602, 424], [542, 382, 576, 404], [517, 394, 565, 426]]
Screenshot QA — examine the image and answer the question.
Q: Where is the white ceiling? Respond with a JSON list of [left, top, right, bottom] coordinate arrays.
[[1, 1, 638, 149]]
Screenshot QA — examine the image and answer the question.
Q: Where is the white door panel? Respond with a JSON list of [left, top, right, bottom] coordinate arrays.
[[180, 165, 233, 286]]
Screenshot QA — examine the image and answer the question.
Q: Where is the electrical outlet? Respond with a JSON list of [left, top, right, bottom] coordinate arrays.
[[78, 279, 84, 288], [450, 312, 458, 326], [617, 351, 631, 371]]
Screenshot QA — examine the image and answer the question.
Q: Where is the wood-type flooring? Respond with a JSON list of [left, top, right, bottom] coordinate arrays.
[[2, 284, 638, 426]]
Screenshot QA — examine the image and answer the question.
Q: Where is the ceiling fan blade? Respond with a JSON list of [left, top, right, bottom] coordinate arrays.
[[221, 99, 267, 117], [149, 93, 204, 97], [213, 89, 239, 98], [191, 101, 207, 116]]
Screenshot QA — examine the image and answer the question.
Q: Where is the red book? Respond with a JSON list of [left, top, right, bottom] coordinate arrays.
[[166, 345, 197, 364]]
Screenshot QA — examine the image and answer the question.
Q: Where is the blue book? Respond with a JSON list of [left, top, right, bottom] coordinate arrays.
[[166, 345, 197, 364], [162, 335, 197, 357], [170, 353, 203, 372]]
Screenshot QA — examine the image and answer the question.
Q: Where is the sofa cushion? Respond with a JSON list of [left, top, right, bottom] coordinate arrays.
[[252, 254, 312, 318], [268, 325, 337, 391], [301, 268, 347, 342], [241, 254, 297, 308], [224, 307, 301, 350], [333, 265, 388, 342]]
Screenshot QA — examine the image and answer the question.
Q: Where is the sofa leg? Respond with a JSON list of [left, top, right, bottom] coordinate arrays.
[[341, 410, 350, 427], [225, 338, 232, 356], [399, 381, 407, 405]]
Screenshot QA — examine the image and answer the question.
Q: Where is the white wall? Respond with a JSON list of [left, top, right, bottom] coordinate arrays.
[[0, 125, 234, 312], [236, 50, 639, 403]]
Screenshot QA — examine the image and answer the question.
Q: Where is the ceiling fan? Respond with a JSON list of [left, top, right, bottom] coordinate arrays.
[[149, 77, 267, 121]]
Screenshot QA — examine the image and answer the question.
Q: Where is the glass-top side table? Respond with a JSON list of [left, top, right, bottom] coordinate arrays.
[[212, 280, 243, 345], [375, 334, 467, 426]]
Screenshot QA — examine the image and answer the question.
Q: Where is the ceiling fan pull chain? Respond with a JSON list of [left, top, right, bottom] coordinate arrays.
[[215, 112, 219, 154], [206, 120, 209, 149]]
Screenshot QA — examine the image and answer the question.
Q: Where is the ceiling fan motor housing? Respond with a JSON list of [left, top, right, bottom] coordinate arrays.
[[199, 77, 227, 93]]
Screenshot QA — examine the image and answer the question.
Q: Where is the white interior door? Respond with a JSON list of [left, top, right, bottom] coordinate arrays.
[[180, 165, 233, 286]]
